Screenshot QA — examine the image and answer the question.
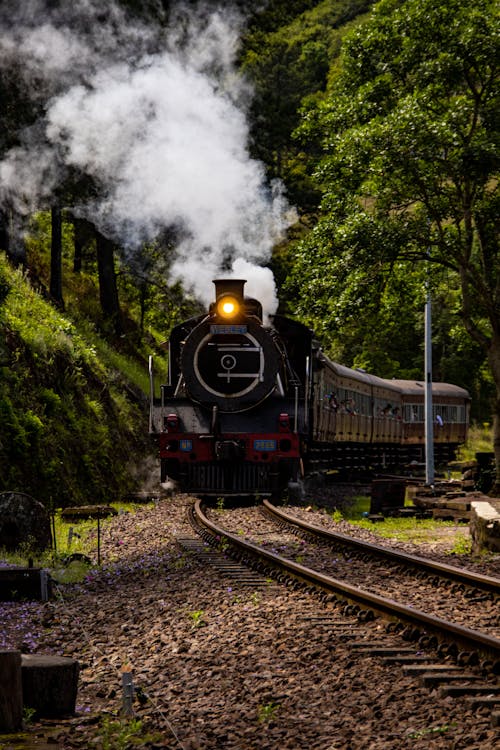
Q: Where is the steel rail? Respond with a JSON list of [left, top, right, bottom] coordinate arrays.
[[263, 500, 500, 594], [192, 499, 500, 661]]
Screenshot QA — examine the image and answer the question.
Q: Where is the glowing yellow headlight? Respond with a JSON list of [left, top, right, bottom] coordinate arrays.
[[216, 295, 240, 319]]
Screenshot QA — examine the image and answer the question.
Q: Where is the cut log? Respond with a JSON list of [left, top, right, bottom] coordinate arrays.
[[0, 650, 23, 731], [60, 505, 117, 522], [470, 499, 500, 555], [21, 654, 79, 718]]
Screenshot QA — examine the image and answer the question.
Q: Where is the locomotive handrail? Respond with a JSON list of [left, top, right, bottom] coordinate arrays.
[[305, 355, 310, 432]]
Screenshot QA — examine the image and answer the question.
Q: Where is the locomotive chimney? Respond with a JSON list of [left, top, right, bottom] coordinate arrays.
[[213, 279, 246, 301]]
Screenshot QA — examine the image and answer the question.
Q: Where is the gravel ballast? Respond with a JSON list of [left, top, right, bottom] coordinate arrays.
[[1, 496, 499, 749]]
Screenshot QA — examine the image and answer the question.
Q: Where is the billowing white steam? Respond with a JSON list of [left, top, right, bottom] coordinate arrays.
[[0, 1, 295, 317]]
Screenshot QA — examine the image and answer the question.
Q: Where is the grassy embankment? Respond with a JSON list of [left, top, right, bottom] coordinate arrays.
[[340, 424, 494, 554], [0, 251, 165, 508]]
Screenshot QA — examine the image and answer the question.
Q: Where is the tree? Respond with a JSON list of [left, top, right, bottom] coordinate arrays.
[[71, 216, 95, 273], [95, 230, 122, 337], [241, 0, 371, 211], [289, 0, 500, 490], [49, 205, 64, 308]]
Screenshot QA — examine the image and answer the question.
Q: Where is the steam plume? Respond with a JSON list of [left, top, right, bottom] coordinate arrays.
[[0, 1, 295, 316]]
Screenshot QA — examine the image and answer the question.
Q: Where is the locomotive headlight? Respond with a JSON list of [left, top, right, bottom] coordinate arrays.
[[216, 295, 240, 320]]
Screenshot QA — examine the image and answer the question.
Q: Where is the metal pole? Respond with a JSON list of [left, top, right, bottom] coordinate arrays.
[[97, 517, 101, 566], [148, 355, 154, 433], [424, 291, 435, 485]]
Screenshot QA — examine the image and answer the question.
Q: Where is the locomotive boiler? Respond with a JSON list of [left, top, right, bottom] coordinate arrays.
[[149, 279, 470, 499]]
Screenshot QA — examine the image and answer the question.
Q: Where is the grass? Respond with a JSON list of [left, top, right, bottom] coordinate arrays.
[[459, 422, 494, 462], [336, 421, 495, 538], [0, 500, 154, 577], [350, 515, 463, 543], [258, 701, 280, 724], [330, 504, 472, 555], [0, 255, 155, 506]]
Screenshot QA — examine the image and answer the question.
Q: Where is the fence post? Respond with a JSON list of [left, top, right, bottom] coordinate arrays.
[[0, 650, 22, 731]]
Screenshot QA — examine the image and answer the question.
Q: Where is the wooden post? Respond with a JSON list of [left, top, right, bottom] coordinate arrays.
[[0, 650, 23, 731], [21, 654, 79, 717]]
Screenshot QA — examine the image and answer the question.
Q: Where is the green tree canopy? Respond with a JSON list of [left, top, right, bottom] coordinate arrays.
[[240, 0, 372, 211], [288, 0, 500, 487]]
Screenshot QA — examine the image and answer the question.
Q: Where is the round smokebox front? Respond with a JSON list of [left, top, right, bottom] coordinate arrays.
[[181, 320, 280, 411]]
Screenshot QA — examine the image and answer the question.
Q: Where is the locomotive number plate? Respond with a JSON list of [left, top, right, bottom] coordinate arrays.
[[253, 439, 277, 451], [210, 325, 248, 334]]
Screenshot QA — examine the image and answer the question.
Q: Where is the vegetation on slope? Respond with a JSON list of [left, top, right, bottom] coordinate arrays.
[[0, 0, 497, 502], [0, 253, 154, 507]]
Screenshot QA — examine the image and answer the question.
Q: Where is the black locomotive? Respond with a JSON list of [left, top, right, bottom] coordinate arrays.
[[149, 279, 470, 499]]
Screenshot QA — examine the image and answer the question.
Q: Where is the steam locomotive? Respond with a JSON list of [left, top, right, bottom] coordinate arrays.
[[149, 279, 470, 499]]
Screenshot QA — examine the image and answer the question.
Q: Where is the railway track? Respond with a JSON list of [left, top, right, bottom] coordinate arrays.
[[261, 500, 500, 639], [262, 500, 500, 594], [188, 498, 500, 729], [190, 499, 500, 670]]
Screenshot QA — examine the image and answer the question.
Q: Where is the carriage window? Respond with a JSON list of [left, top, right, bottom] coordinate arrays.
[[329, 387, 371, 416], [404, 404, 424, 422], [433, 405, 465, 423], [404, 403, 465, 423]]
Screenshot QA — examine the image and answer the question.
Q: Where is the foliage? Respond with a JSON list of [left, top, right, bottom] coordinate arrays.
[[287, 0, 499, 428], [97, 716, 159, 750], [407, 723, 456, 740], [1, 1, 498, 500], [449, 533, 471, 555], [241, 0, 372, 211], [0, 499, 155, 574], [350, 515, 469, 544], [22, 706, 37, 727], [24, 212, 197, 361], [188, 609, 206, 628], [0, 253, 152, 506], [258, 701, 280, 724], [459, 422, 494, 462]]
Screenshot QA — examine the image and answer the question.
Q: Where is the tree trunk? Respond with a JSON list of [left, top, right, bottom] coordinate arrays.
[[0, 208, 10, 256], [21, 654, 80, 718], [95, 229, 122, 336], [50, 205, 64, 307], [72, 216, 94, 273]]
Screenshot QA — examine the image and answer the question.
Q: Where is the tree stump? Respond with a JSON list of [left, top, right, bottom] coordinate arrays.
[[0, 650, 23, 731], [0, 492, 51, 552], [21, 654, 80, 718]]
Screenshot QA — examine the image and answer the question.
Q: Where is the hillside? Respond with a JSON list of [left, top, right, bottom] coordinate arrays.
[[0, 253, 156, 507], [0, 0, 497, 495]]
